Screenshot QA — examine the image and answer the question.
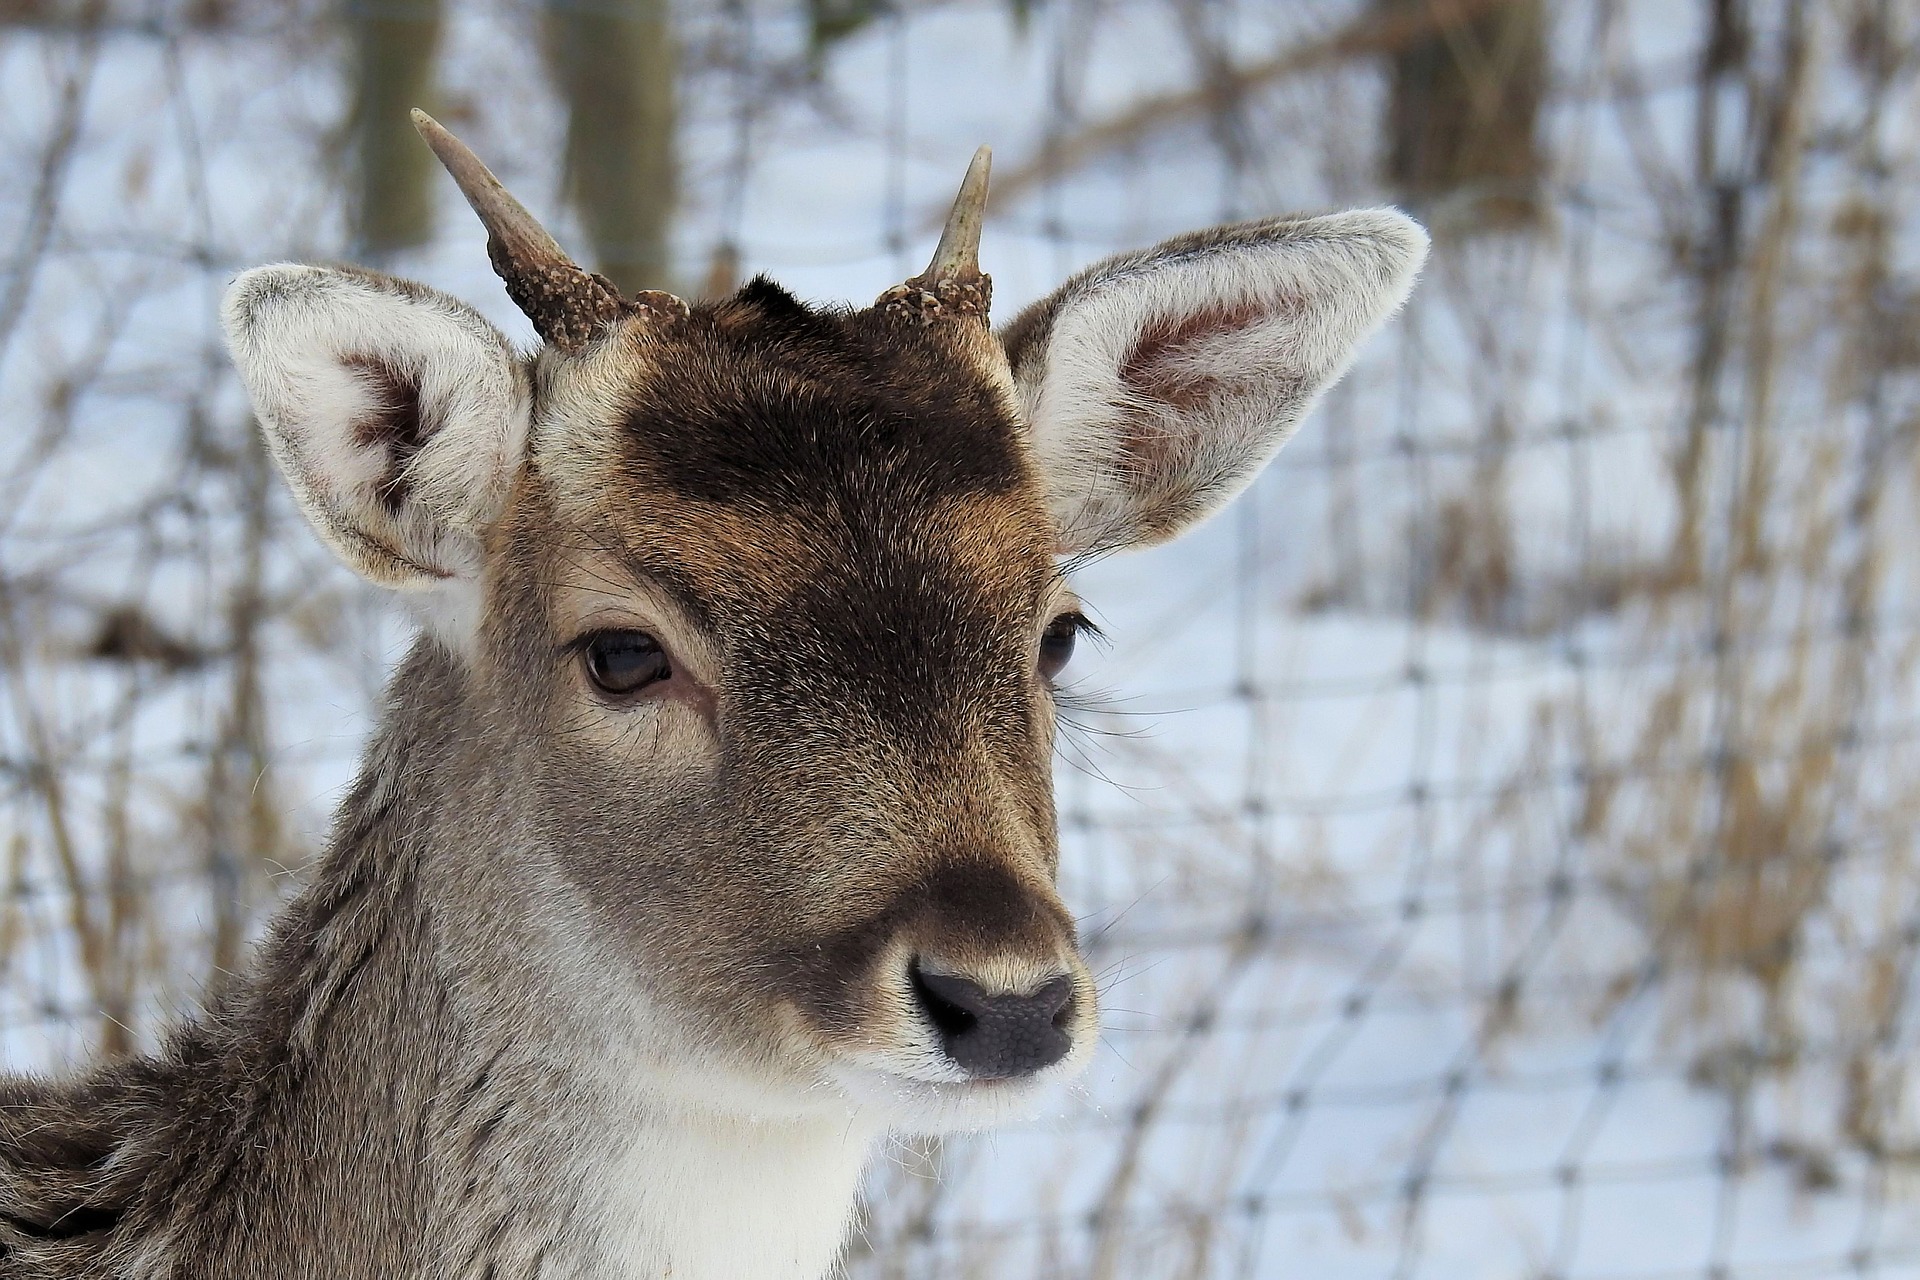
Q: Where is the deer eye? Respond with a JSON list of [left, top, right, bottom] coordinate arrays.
[[1039, 612, 1088, 682], [582, 631, 672, 697]]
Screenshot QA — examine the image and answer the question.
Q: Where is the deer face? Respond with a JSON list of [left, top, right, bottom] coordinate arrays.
[[222, 118, 1425, 1129], [493, 286, 1089, 1116]]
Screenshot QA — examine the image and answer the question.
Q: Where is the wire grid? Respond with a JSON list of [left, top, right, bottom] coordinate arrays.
[[5, 1, 1920, 1277]]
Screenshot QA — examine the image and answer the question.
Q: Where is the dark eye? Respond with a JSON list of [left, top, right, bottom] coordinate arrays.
[[1039, 612, 1087, 682], [582, 630, 672, 697]]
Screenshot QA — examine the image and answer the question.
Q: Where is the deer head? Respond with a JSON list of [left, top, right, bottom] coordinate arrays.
[[220, 115, 1425, 1131]]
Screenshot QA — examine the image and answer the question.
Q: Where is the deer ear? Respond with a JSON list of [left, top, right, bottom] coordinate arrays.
[[1001, 210, 1427, 555], [222, 266, 531, 598]]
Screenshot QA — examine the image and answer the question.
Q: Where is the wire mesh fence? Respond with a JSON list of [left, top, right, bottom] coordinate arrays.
[[4, 0, 1920, 1276]]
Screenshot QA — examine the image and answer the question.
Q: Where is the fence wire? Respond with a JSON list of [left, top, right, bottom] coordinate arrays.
[[4, 1, 1920, 1277]]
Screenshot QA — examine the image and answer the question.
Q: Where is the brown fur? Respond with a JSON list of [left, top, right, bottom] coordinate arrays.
[[0, 279, 1087, 1278]]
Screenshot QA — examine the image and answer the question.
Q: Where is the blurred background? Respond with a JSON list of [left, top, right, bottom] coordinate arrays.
[[3, 0, 1920, 1276]]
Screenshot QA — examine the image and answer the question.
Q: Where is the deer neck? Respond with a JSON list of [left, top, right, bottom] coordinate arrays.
[[571, 1103, 875, 1280], [405, 1039, 875, 1279]]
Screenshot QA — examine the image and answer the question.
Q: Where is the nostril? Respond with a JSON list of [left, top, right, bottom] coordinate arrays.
[[909, 962, 1076, 1080], [910, 966, 978, 1039]]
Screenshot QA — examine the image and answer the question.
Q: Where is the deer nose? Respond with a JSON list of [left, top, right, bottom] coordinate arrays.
[[910, 962, 1075, 1079]]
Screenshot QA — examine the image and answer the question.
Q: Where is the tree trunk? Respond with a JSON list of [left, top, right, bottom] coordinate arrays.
[[347, 0, 443, 258], [542, 0, 678, 294], [1380, 0, 1545, 230]]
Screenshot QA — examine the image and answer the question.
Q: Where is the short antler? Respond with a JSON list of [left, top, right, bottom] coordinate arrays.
[[921, 146, 991, 286], [411, 110, 684, 350], [876, 147, 994, 326]]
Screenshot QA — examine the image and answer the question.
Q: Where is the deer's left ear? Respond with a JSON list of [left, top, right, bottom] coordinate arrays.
[[1001, 209, 1427, 555]]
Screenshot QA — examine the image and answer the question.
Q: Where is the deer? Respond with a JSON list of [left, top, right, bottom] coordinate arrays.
[[0, 111, 1425, 1280]]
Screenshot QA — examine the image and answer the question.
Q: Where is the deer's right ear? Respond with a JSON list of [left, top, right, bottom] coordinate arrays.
[[222, 265, 531, 594]]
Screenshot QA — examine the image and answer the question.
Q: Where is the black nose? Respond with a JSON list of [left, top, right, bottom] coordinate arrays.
[[910, 963, 1075, 1079]]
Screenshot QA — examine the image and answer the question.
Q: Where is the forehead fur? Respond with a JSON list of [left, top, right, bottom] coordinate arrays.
[[504, 280, 1063, 764], [630, 279, 1024, 502], [527, 278, 1056, 608]]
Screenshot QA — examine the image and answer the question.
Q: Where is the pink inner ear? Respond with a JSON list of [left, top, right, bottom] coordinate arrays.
[[1116, 299, 1270, 411], [1111, 299, 1274, 489], [343, 353, 441, 513]]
